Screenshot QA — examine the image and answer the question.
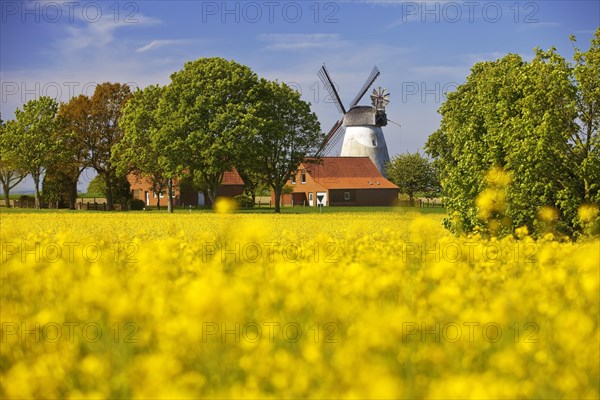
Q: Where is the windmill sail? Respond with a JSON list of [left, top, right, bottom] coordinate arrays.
[[321, 124, 346, 155], [349, 66, 380, 109], [316, 120, 344, 156], [318, 65, 346, 115]]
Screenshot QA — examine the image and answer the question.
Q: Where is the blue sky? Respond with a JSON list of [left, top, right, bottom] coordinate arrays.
[[1, 0, 598, 192]]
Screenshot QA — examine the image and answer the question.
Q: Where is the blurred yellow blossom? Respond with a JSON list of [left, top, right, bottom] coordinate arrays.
[[484, 166, 511, 188], [213, 197, 239, 214], [538, 206, 559, 223], [578, 203, 599, 223], [0, 211, 598, 399]]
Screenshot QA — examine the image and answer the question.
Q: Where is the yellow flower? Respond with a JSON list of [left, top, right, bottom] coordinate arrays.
[[578, 203, 599, 223], [484, 166, 511, 188], [1, 211, 599, 398], [476, 188, 506, 219], [213, 197, 238, 214], [538, 206, 559, 222], [515, 225, 529, 238]]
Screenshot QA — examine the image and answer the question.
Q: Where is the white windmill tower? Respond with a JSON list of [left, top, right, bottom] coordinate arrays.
[[315, 65, 392, 176]]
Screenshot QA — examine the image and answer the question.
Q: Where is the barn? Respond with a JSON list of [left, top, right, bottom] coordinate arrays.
[[276, 157, 399, 207], [127, 169, 245, 207]]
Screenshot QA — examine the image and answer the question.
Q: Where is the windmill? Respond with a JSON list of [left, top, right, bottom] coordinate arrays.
[[315, 65, 392, 176]]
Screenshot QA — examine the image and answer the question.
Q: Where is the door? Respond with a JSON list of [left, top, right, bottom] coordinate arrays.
[[308, 192, 314, 207], [145, 191, 149, 206], [316, 192, 327, 207], [198, 192, 205, 206]]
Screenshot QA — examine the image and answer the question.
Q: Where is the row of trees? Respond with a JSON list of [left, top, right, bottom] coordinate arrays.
[[0, 83, 132, 210], [426, 30, 599, 236], [0, 58, 323, 212]]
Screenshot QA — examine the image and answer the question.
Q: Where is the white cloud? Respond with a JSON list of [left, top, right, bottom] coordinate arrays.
[[136, 40, 183, 53], [258, 33, 344, 50]]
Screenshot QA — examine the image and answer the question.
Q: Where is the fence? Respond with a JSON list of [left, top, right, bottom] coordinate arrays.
[[7, 198, 121, 210]]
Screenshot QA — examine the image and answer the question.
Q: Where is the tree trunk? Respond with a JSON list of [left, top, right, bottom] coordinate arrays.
[[3, 183, 10, 208], [409, 193, 415, 207], [69, 179, 78, 210], [156, 195, 161, 211], [33, 174, 42, 209], [167, 179, 174, 214], [274, 186, 282, 213], [105, 173, 114, 211], [207, 186, 217, 206]]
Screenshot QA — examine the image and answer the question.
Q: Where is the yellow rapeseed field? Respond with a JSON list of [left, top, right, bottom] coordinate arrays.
[[1, 210, 599, 399]]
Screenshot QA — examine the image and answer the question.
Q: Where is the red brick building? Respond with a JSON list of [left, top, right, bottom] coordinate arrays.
[[128, 169, 245, 207], [275, 157, 399, 207]]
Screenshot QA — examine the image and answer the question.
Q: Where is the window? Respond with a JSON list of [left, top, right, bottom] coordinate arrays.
[[309, 192, 313, 201], [159, 192, 165, 198], [301, 173, 306, 184], [291, 175, 296, 184], [344, 191, 350, 201]]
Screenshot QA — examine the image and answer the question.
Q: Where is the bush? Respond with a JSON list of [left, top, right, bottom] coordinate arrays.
[[129, 199, 146, 211], [234, 194, 254, 208]]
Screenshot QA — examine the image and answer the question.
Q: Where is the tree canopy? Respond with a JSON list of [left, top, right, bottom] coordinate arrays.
[[0, 117, 27, 207], [5, 97, 62, 208], [157, 57, 260, 204], [426, 30, 600, 236], [386, 152, 440, 206], [240, 79, 322, 213], [113, 85, 172, 210]]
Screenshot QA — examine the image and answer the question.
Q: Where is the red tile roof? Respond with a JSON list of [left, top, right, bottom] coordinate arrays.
[[128, 168, 244, 188], [223, 168, 244, 186], [301, 157, 398, 189]]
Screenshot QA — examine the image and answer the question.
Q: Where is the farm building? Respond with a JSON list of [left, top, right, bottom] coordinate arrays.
[[127, 169, 244, 207], [275, 157, 399, 207]]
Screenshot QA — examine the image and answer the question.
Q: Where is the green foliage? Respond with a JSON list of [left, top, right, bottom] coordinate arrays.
[[426, 31, 600, 237], [0, 118, 27, 207], [113, 176, 132, 209], [5, 97, 62, 208], [158, 58, 259, 204], [114, 84, 173, 211], [86, 175, 106, 196], [386, 152, 440, 206], [234, 194, 254, 208], [17, 195, 35, 207], [129, 199, 146, 210], [84, 83, 132, 210], [239, 79, 322, 213], [42, 168, 75, 208]]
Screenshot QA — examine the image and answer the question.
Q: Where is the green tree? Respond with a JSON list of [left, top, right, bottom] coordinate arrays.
[[158, 58, 259, 205], [386, 152, 440, 206], [570, 30, 600, 206], [83, 82, 131, 210], [0, 119, 27, 207], [240, 79, 322, 213], [236, 167, 262, 205], [86, 174, 106, 196], [426, 33, 598, 236], [42, 168, 74, 208], [8, 97, 62, 208], [114, 85, 173, 211], [56, 95, 94, 209]]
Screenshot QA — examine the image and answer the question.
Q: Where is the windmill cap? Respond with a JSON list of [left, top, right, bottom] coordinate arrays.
[[344, 106, 387, 127]]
